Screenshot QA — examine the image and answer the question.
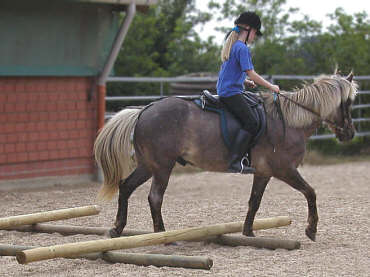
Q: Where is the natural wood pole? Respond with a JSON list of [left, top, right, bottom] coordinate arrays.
[[6, 216, 290, 237], [4, 224, 146, 237], [208, 235, 301, 250], [101, 252, 213, 269], [17, 216, 291, 264], [4, 223, 300, 250], [0, 206, 100, 229], [0, 244, 212, 270]]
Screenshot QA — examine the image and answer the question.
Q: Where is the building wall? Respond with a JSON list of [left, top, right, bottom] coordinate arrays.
[[0, 0, 119, 76], [0, 77, 97, 182]]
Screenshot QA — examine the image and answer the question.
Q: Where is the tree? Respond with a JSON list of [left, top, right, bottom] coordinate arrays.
[[114, 0, 220, 77]]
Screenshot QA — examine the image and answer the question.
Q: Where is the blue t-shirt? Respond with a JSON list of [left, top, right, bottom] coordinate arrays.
[[217, 40, 254, 97]]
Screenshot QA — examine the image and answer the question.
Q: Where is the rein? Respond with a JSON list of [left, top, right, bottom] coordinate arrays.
[[275, 93, 345, 132]]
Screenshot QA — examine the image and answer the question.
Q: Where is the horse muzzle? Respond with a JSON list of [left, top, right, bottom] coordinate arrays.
[[335, 123, 355, 142]]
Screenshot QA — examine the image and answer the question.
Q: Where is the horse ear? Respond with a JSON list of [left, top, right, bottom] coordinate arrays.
[[334, 65, 339, 75], [346, 71, 354, 82]]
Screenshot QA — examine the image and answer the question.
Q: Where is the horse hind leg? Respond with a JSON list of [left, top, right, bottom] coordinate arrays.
[[148, 162, 175, 233], [109, 165, 152, 238], [243, 175, 270, 237], [277, 168, 318, 241]]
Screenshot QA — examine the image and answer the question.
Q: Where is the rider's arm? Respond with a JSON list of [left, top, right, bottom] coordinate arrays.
[[247, 69, 280, 93]]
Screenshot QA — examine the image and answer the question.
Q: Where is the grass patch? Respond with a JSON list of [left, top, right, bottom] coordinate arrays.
[[303, 150, 370, 165], [304, 136, 370, 164]]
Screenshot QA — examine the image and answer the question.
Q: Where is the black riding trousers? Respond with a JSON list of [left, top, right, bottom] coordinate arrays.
[[220, 93, 258, 135]]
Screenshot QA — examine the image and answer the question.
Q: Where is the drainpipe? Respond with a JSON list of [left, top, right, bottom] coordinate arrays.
[[97, 3, 136, 130]]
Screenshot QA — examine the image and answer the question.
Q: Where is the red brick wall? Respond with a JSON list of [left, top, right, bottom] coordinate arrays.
[[0, 77, 98, 181]]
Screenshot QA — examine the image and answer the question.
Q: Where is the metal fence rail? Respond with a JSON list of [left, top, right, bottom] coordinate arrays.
[[106, 75, 370, 140]]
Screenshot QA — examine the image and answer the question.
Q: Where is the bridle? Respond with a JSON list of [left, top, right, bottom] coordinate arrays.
[[275, 93, 348, 133]]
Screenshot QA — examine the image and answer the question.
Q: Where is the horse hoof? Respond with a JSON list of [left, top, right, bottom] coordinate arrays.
[[165, 241, 179, 246], [109, 228, 121, 238], [242, 230, 255, 237], [305, 228, 316, 241]]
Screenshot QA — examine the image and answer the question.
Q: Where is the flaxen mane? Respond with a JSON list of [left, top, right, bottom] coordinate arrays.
[[262, 75, 358, 127]]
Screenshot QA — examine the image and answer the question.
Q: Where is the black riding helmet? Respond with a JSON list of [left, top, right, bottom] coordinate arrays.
[[235, 11, 263, 36]]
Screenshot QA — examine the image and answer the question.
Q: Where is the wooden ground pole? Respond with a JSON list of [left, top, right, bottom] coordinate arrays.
[[208, 235, 301, 250], [17, 216, 291, 264], [0, 244, 212, 270], [0, 206, 100, 229]]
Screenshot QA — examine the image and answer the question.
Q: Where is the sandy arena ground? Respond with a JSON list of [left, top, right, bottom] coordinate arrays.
[[0, 161, 369, 276]]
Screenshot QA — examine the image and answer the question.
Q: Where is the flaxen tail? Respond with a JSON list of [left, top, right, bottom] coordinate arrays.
[[94, 108, 141, 201]]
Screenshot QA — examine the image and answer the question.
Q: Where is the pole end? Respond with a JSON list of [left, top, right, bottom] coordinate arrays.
[[16, 251, 27, 264]]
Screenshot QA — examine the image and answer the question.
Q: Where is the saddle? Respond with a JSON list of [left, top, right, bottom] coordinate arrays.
[[194, 90, 266, 151]]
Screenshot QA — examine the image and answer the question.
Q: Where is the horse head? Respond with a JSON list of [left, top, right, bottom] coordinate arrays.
[[327, 72, 358, 142]]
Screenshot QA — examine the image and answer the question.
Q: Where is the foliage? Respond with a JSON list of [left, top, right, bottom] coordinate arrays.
[[308, 136, 370, 156]]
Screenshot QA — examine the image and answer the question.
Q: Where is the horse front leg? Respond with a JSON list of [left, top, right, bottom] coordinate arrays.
[[277, 168, 318, 241], [243, 175, 271, 237]]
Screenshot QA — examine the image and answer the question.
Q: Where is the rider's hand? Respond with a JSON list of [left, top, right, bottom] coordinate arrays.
[[244, 79, 257, 89], [270, 84, 280, 93]]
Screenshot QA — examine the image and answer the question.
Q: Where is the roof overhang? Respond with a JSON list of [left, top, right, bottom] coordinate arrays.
[[78, 0, 157, 4], [77, 0, 157, 12]]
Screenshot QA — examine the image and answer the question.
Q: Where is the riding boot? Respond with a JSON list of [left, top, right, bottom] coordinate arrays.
[[228, 129, 255, 174]]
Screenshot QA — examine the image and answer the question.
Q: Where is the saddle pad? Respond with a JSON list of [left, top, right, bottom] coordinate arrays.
[[194, 98, 238, 148], [194, 93, 266, 150]]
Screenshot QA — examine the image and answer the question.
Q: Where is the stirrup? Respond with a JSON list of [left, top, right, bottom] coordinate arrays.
[[239, 157, 255, 174], [228, 158, 255, 174], [241, 156, 250, 167]]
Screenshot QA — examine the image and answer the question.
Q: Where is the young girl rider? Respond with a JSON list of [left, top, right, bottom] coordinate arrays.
[[217, 11, 280, 174]]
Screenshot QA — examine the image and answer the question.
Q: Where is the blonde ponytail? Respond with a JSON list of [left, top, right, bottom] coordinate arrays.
[[221, 31, 239, 62]]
